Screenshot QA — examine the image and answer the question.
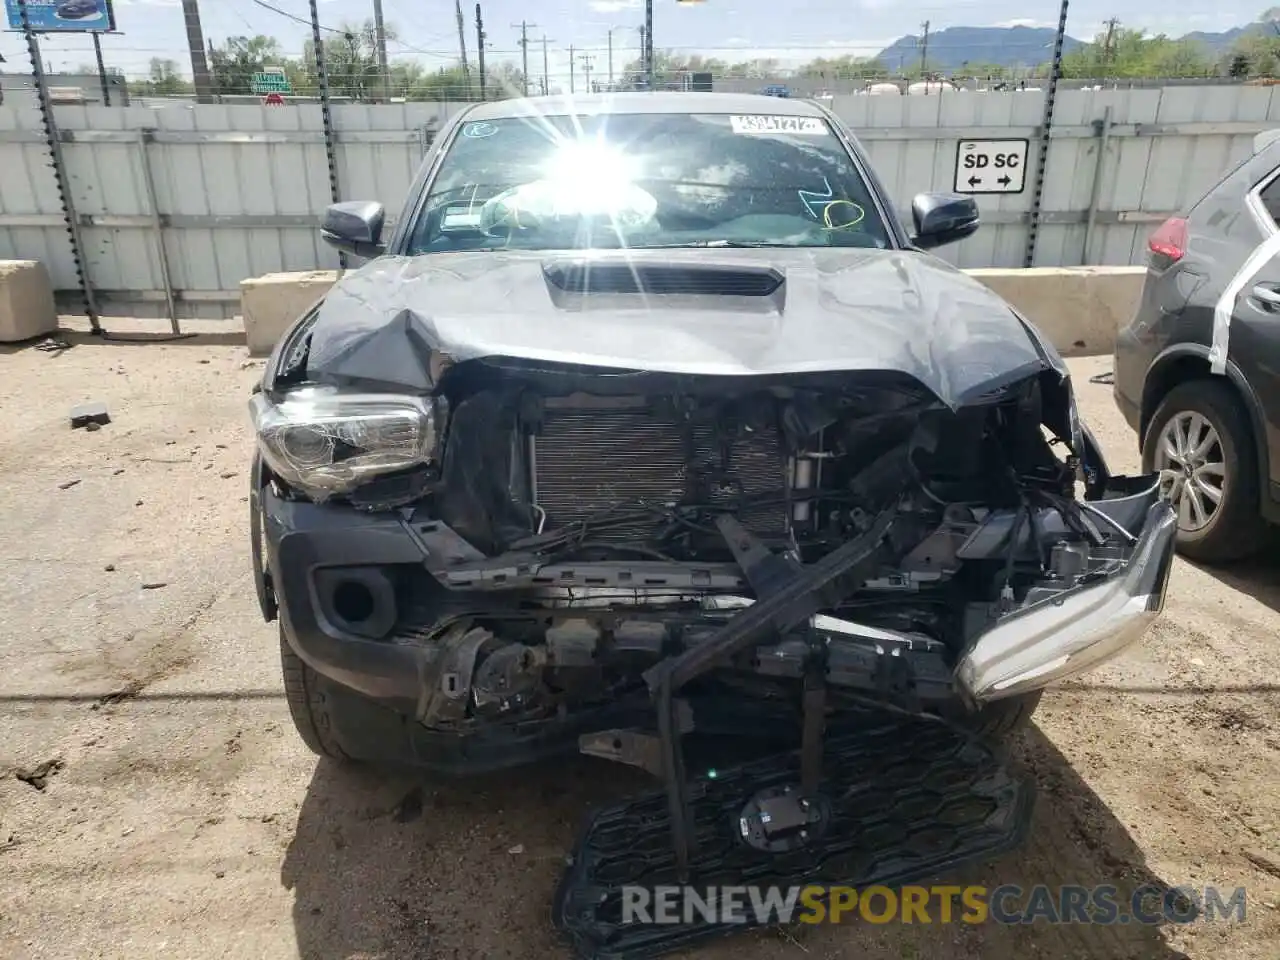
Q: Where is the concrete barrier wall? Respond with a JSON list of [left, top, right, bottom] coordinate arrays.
[[0, 259, 58, 343], [965, 266, 1146, 358], [240, 265, 1147, 359]]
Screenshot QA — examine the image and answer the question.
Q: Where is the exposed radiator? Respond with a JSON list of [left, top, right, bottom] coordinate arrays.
[[531, 396, 790, 540]]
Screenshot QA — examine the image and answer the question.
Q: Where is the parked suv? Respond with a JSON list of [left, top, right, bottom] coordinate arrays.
[[1114, 129, 1280, 562]]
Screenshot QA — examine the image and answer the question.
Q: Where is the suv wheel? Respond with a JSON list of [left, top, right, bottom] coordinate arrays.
[[1142, 380, 1267, 563]]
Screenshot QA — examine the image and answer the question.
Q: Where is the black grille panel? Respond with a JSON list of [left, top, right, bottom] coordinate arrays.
[[533, 398, 789, 539]]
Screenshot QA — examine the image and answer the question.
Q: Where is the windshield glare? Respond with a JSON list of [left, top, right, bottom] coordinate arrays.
[[406, 112, 892, 254]]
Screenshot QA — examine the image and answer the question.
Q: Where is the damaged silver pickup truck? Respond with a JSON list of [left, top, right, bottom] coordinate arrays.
[[248, 94, 1175, 958]]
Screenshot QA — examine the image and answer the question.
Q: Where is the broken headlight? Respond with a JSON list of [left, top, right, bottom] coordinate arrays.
[[249, 387, 438, 501]]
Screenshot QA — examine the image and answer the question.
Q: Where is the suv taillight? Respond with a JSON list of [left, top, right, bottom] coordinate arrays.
[[1148, 217, 1188, 264]]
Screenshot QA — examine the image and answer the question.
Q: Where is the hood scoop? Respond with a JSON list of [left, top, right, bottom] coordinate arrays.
[[542, 258, 784, 297]]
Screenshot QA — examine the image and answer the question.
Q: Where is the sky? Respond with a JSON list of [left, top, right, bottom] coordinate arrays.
[[0, 0, 1270, 91]]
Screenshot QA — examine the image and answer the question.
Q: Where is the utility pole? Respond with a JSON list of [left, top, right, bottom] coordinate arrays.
[[454, 0, 470, 83], [644, 0, 654, 86], [580, 52, 595, 93], [511, 20, 537, 96], [569, 44, 575, 94], [919, 20, 930, 81], [475, 4, 486, 100], [180, 0, 215, 103], [1101, 17, 1120, 75], [540, 35, 553, 94], [638, 25, 647, 87], [372, 0, 390, 101], [608, 29, 614, 87]]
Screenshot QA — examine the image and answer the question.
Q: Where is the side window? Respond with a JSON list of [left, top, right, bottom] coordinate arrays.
[[1259, 172, 1280, 227]]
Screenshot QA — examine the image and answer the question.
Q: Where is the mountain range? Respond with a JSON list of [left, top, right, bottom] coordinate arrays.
[[875, 22, 1272, 72]]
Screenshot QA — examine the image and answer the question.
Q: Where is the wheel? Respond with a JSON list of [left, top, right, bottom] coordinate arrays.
[[1142, 380, 1267, 563], [964, 691, 1041, 739], [279, 627, 352, 762]]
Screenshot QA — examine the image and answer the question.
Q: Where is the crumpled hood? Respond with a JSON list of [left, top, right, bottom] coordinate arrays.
[[303, 247, 1058, 408]]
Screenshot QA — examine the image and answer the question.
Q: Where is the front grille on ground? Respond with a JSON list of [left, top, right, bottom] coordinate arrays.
[[553, 719, 1034, 960], [532, 398, 790, 541]]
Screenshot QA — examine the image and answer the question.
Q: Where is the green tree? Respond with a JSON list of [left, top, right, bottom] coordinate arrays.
[[303, 20, 398, 100], [147, 58, 190, 95], [797, 55, 888, 80], [618, 51, 729, 88], [126, 58, 191, 97], [388, 60, 426, 97], [209, 35, 287, 95], [956, 61, 1009, 80], [1226, 32, 1280, 78], [1058, 27, 1212, 78], [403, 63, 525, 102], [722, 58, 784, 79]]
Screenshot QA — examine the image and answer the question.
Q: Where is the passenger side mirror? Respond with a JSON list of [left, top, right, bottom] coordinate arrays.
[[321, 201, 386, 259], [909, 193, 980, 249]]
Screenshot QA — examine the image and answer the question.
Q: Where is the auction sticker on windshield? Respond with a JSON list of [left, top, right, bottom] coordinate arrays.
[[730, 116, 826, 135]]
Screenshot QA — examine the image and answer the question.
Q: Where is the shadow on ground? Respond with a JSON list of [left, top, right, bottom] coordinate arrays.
[[281, 726, 1192, 960], [0, 325, 245, 356], [1187, 544, 1280, 620]]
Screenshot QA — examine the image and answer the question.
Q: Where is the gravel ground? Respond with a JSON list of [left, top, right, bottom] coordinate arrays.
[[1, 319, 1278, 960]]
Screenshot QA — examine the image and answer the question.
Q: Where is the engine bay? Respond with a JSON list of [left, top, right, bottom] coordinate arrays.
[[314, 359, 1154, 731]]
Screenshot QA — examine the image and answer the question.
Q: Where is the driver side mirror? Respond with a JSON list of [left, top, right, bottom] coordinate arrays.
[[909, 193, 980, 249], [321, 201, 386, 259]]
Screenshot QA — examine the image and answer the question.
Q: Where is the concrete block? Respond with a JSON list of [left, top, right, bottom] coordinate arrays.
[[965, 266, 1146, 358], [235, 265, 1147, 359], [240, 270, 339, 356], [0, 260, 59, 343]]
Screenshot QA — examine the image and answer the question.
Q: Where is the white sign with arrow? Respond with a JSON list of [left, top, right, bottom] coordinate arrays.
[[953, 139, 1029, 195]]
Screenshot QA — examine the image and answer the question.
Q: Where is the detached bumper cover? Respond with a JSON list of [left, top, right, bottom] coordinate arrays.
[[957, 500, 1176, 702]]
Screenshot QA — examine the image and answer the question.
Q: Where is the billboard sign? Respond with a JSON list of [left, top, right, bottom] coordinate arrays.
[[4, 0, 116, 33]]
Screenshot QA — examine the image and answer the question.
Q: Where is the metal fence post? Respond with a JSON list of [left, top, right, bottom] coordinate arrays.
[[17, 0, 101, 334], [1023, 0, 1070, 269], [309, 0, 346, 271], [138, 130, 178, 332], [1081, 106, 1114, 266]]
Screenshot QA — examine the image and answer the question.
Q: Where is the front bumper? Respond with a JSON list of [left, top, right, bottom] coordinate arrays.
[[262, 464, 1176, 725], [957, 497, 1176, 701]]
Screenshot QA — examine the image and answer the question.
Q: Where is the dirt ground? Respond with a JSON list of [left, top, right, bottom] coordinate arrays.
[[1, 318, 1278, 960]]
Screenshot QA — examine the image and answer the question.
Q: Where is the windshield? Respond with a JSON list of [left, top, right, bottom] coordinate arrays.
[[405, 112, 892, 254]]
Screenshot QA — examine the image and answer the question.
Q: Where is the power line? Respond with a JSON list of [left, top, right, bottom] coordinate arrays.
[[251, 0, 344, 35]]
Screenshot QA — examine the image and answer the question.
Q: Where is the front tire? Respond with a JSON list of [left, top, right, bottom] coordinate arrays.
[[279, 627, 353, 762], [1142, 380, 1267, 563], [965, 691, 1042, 739]]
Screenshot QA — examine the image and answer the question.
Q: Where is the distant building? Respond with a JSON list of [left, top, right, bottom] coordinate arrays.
[[0, 71, 129, 106]]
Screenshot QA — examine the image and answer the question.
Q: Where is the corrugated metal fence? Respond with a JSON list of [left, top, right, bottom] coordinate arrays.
[[1, 85, 1278, 319]]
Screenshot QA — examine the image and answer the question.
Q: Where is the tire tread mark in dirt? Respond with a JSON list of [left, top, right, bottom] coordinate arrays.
[[92, 577, 242, 708]]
